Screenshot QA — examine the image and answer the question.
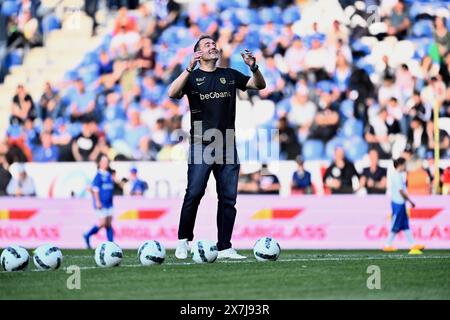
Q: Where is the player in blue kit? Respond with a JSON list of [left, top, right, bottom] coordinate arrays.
[[383, 157, 424, 254], [83, 154, 115, 249]]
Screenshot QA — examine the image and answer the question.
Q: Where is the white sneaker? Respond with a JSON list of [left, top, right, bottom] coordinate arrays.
[[175, 239, 190, 259], [217, 248, 247, 260]]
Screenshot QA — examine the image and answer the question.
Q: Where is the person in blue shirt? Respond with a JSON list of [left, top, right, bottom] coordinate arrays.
[[33, 131, 60, 162], [291, 156, 313, 194], [127, 167, 148, 196], [83, 154, 115, 249], [384, 157, 424, 254]]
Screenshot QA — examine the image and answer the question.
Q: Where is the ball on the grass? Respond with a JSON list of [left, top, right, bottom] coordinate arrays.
[[94, 241, 123, 267], [137, 240, 166, 265], [253, 237, 280, 261], [191, 240, 218, 263], [1, 245, 30, 272], [33, 244, 63, 270]]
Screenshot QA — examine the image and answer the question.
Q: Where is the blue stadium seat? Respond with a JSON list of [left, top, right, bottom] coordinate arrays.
[[41, 14, 61, 36], [412, 20, 434, 38], [339, 99, 354, 120], [302, 140, 324, 160], [343, 136, 368, 162], [1, 1, 19, 17], [340, 118, 364, 138], [325, 137, 345, 160], [282, 5, 301, 25]]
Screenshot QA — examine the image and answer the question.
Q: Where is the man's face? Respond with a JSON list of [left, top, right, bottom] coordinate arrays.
[[369, 150, 378, 166], [335, 147, 345, 161], [198, 38, 219, 62]]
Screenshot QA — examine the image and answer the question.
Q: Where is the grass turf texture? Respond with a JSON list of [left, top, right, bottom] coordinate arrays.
[[1, 250, 449, 299]]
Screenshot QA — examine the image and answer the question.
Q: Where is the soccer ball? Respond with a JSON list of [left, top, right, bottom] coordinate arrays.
[[253, 237, 281, 262], [1, 245, 30, 272], [94, 241, 123, 267], [191, 240, 218, 263], [33, 244, 63, 270], [137, 240, 166, 266]]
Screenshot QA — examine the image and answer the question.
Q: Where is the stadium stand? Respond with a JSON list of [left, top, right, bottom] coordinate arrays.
[[0, 0, 449, 186]]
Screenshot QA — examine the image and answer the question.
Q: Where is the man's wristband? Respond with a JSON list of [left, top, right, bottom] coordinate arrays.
[[186, 67, 193, 73], [250, 64, 259, 73]]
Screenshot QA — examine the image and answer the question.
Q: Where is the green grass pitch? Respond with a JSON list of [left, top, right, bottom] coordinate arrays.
[[1, 250, 449, 299]]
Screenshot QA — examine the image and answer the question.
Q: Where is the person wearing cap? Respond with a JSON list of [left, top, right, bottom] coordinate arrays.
[[6, 163, 36, 197], [125, 166, 148, 196], [291, 156, 313, 194]]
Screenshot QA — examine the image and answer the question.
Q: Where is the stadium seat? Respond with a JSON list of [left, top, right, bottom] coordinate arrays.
[[1, 1, 19, 17], [340, 118, 364, 138], [412, 20, 434, 38], [302, 140, 325, 160], [41, 14, 61, 36], [282, 5, 301, 25], [343, 136, 368, 162], [325, 137, 346, 160], [339, 99, 355, 120]]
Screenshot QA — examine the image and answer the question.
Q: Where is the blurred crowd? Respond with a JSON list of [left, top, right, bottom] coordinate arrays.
[[1, 0, 450, 195]]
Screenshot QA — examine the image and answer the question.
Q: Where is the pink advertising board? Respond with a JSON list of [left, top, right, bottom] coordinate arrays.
[[0, 195, 449, 249]]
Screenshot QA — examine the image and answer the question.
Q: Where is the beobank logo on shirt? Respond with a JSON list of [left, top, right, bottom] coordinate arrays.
[[199, 91, 231, 100]]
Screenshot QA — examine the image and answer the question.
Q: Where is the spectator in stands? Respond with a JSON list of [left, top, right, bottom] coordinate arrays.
[[276, 116, 300, 160], [38, 82, 60, 120], [378, 75, 401, 108], [359, 149, 387, 194], [71, 120, 100, 162], [84, 0, 99, 36], [309, 91, 340, 143], [426, 121, 450, 159], [136, 37, 156, 76], [386, 0, 410, 40], [132, 136, 159, 161], [33, 131, 59, 162], [285, 84, 316, 142], [304, 36, 329, 82], [406, 117, 428, 159], [51, 119, 73, 161], [141, 98, 165, 131], [406, 91, 428, 123], [433, 16, 450, 57], [124, 167, 148, 196], [442, 166, 450, 195], [110, 169, 125, 196], [10, 84, 36, 126], [259, 55, 285, 103], [386, 97, 407, 135], [323, 146, 359, 194], [365, 107, 405, 159], [406, 157, 432, 195], [440, 51, 450, 87], [123, 108, 150, 153], [238, 164, 280, 195], [97, 51, 114, 77], [291, 156, 313, 194], [68, 79, 96, 123], [6, 163, 36, 197], [0, 155, 12, 196], [283, 36, 307, 83]]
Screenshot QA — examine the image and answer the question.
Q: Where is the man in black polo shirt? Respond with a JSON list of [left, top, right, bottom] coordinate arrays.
[[359, 149, 387, 194], [168, 35, 266, 260]]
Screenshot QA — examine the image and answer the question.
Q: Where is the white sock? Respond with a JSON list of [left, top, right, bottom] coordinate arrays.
[[404, 229, 415, 245], [386, 232, 396, 246]]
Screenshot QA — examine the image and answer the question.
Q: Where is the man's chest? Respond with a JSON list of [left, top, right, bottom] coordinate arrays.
[[189, 74, 235, 96]]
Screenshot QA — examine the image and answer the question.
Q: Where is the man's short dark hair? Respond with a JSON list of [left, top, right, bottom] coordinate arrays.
[[393, 157, 406, 168], [194, 35, 214, 52]]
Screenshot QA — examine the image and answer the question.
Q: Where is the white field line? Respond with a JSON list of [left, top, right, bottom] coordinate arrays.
[[2, 254, 449, 273]]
